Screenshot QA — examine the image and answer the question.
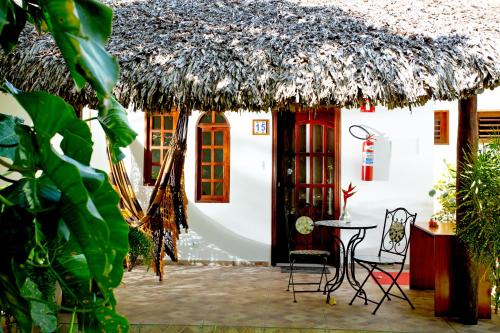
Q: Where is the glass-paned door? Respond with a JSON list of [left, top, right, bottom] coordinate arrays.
[[295, 112, 337, 220]]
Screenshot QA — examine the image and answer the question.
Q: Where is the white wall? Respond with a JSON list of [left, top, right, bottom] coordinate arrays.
[[340, 106, 435, 254]]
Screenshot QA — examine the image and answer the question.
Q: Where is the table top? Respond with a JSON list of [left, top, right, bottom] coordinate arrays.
[[413, 221, 456, 236], [315, 220, 378, 230]]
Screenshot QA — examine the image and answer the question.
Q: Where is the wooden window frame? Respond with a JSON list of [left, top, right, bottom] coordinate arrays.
[[195, 112, 230, 203], [144, 110, 178, 185], [478, 110, 500, 143], [434, 110, 449, 145]]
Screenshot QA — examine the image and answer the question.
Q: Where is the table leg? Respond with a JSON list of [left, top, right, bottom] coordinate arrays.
[[345, 229, 368, 300], [324, 233, 346, 303]]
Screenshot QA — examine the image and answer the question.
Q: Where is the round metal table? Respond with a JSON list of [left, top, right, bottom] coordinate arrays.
[[315, 220, 377, 303]]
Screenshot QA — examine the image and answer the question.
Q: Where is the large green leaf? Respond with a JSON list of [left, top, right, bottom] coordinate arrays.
[[0, 113, 21, 161], [5, 89, 93, 164], [21, 278, 57, 333], [0, 0, 10, 32], [0, 267, 32, 332], [44, 0, 118, 95], [99, 97, 138, 162], [0, 0, 27, 53]]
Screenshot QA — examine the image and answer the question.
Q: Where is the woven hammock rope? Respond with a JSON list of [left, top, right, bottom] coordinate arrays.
[[107, 112, 189, 281]]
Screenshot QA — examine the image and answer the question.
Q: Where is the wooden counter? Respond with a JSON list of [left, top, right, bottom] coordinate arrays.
[[410, 221, 491, 318]]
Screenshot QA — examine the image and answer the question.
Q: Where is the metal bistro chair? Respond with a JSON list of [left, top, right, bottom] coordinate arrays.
[[349, 207, 417, 314], [285, 214, 330, 302]]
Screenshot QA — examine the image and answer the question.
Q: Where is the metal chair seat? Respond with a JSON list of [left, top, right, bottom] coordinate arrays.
[[291, 249, 330, 256], [354, 254, 402, 266]]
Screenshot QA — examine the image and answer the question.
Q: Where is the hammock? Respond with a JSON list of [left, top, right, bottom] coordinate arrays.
[[107, 112, 189, 281]]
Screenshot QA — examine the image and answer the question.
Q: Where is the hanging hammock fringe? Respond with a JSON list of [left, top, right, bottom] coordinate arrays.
[[107, 111, 190, 281]]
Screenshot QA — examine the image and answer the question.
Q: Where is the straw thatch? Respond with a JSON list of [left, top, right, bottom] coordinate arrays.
[[1, 0, 500, 112]]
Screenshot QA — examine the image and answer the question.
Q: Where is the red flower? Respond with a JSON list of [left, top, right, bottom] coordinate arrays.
[[342, 182, 356, 206]]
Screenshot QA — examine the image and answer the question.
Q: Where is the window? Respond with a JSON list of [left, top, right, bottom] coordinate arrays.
[[196, 112, 230, 202], [478, 111, 500, 142], [434, 110, 449, 145], [144, 111, 178, 185]]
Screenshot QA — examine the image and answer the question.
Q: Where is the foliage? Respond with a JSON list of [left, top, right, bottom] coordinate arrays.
[[456, 138, 500, 312], [128, 226, 153, 268], [428, 161, 456, 223], [0, 0, 137, 332]]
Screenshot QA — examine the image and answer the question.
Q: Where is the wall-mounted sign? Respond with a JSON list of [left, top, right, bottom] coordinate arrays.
[[253, 119, 269, 135]]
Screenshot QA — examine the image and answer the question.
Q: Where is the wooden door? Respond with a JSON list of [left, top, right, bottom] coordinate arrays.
[[272, 108, 341, 264]]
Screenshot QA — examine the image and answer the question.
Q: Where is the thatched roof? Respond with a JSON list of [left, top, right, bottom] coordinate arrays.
[[1, 0, 500, 112]]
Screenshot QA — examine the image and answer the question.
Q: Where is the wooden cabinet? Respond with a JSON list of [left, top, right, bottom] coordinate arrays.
[[410, 222, 491, 318]]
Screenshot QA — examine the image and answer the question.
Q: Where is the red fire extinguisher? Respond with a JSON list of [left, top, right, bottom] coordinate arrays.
[[361, 135, 375, 181]]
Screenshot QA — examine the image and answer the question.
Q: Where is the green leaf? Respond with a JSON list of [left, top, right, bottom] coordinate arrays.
[[5, 89, 93, 164], [0, 266, 32, 332], [0, 113, 21, 161], [98, 97, 137, 162], [44, 0, 118, 95], [94, 306, 129, 333], [0, 0, 26, 53], [74, 0, 113, 45], [21, 278, 57, 333]]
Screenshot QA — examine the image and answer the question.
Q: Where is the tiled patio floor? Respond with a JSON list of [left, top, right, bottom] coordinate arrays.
[[108, 265, 498, 332]]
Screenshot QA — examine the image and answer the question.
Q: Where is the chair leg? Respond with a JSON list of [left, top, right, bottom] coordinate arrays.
[[371, 269, 414, 315], [289, 259, 297, 302], [349, 263, 375, 305]]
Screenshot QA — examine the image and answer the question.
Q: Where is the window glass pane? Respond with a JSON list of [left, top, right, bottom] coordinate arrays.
[[152, 116, 161, 129], [214, 182, 223, 196], [312, 124, 323, 153], [152, 149, 161, 163], [327, 188, 334, 216], [214, 131, 223, 145], [152, 132, 161, 146], [201, 182, 211, 196], [297, 188, 310, 206], [202, 166, 211, 179], [163, 133, 172, 146], [163, 115, 173, 130], [151, 166, 160, 180], [202, 132, 212, 145], [298, 156, 307, 184], [327, 127, 334, 153], [312, 188, 323, 210], [200, 113, 212, 124], [298, 125, 306, 153], [326, 157, 334, 184], [214, 148, 223, 162], [214, 165, 223, 179], [215, 113, 226, 124], [202, 149, 211, 162], [312, 156, 323, 184]]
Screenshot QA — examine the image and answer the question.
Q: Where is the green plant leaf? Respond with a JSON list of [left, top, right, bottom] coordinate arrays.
[[21, 278, 57, 333], [0, 266, 32, 332], [0, 113, 22, 160], [98, 97, 137, 162], [44, 0, 118, 95], [94, 306, 129, 333], [0, 0, 26, 53], [5, 89, 93, 164]]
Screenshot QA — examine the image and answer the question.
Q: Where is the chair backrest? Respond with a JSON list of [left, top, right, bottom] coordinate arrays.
[[284, 214, 315, 253], [378, 208, 417, 259]]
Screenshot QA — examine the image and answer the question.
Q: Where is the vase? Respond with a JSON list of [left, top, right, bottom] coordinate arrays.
[[339, 203, 351, 222]]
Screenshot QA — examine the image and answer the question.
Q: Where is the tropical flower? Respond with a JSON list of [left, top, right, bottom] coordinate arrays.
[[342, 182, 356, 206]]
